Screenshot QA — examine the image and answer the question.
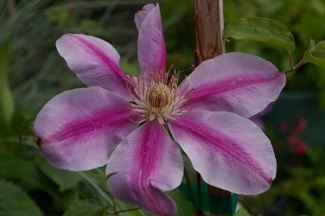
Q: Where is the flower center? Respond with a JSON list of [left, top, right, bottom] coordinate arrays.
[[148, 83, 170, 112], [126, 68, 194, 124]]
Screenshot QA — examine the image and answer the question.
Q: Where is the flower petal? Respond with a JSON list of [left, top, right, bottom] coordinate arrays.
[[56, 34, 130, 99], [168, 110, 276, 195], [34, 87, 141, 171], [134, 4, 156, 31], [179, 52, 286, 118], [106, 120, 183, 215], [137, 4, 166, 75]]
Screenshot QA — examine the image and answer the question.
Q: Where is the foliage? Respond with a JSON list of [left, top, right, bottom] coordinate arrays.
[[1, 0, 325, 215], [303, 40, 325, 69], [224, 17, 295, 54], [0, 40, 14, 127], [0, 181, 43, 216], [242, 148, 325, 215], [224, 0, 325, 93]]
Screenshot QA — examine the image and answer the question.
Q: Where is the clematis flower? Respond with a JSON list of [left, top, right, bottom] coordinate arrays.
[[34, 3, 286, 215]]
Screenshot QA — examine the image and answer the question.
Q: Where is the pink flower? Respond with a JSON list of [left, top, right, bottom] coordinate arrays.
[[34, 4, 286, 215]]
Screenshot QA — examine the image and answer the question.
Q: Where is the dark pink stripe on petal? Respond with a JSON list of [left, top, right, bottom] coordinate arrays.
[[179, 52, 286, 118], [106, 121, 183, 215], [169, 110, 276, 195], [56, 34, 130, 99], [41, 109, 134, 145], [69, 35, 125, 80], [34, 87, 141, 171]]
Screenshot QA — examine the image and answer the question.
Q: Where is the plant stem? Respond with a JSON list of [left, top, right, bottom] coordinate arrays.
[[284, 59, 305, 74], [288, 54, 294, 69]]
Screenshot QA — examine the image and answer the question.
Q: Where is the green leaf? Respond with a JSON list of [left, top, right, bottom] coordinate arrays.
[[304, 40, 325, 68], [166, 189, 196, 216], [234, 207, 250, 216], [35, 157, 82, 192], [303, 50, 325, 69], [315, 40, 325, 51], [309, 39, 316, 50], [63, 200, 107, 216], [0, 40, 14, 126], [0, 181, 43, 216], [224, 17, 295, 54], [0, 156, 78, 208]]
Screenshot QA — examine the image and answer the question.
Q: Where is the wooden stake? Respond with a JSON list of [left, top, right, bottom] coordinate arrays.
[[194, 0, 225, 65], [194, 0, 233, 215]]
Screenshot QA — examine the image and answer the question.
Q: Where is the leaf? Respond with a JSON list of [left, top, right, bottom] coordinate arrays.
[[166, 189, 196, 216], [35, 157, 82, 192], [303, 50, 325, 69], [309, 39, 316, 50], [0, 181, 43, 216], [63, 200, 107, 216], [0, 156, 78, 208], [234, 207, 250, 216], [303, 40, 325, 69], [224, 17, 295, 54], [0, 40, 14, 126], [315, 40, 325, 51]]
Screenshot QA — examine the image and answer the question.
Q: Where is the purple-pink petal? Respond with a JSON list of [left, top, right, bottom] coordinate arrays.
[[106, 120, 183, 215], [137, 4, 166, 78], [168, 110, 276, 195], [134, 4, 156, 31], [34, 87, 140, 171], [56, 34, 130, 99], [179, 52, 286, 118]]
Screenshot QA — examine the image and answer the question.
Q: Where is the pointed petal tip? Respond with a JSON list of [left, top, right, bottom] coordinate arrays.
[[55, 34, 130, 99], [134, 4, 157, 31], [137, 3, 166, 72], [108, 174, 177, 215], [106, 121, 181, 215]]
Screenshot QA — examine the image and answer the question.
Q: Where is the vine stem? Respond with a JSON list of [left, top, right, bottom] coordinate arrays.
[[288, 54, 294, 69], [284, 59, 305, 74]]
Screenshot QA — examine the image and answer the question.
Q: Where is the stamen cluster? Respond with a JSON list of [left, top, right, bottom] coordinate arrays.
[[126, 68, 194, 124]]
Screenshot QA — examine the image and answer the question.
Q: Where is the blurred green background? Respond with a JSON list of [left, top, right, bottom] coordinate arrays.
[[1, 0, 325, 215]]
